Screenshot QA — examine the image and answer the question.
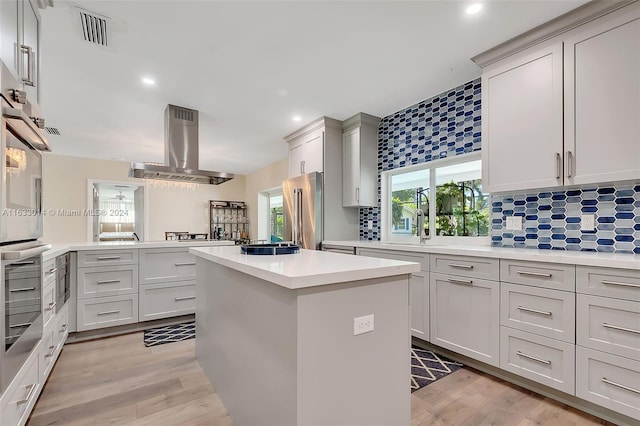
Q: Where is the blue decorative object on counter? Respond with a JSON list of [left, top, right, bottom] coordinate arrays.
[[241, 243, 300, 255]]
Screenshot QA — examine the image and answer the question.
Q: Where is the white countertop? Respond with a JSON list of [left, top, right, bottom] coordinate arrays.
[[322, 240, 640, 270], [42, 240, 235, 261], [190, 246, 420, 289]]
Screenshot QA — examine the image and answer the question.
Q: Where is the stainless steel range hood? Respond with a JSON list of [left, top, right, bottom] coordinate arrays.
[[129, 105, 234, 185]]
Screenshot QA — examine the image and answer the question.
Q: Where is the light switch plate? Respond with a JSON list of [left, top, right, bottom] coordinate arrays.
[[353, 314, 374, 335], [581, 214, 595, 231], [367, 220, 373, 230], [505, 216, 522, 231]]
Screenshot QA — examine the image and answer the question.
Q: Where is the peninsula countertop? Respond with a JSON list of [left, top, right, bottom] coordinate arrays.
[[190, 245, 420, 289]]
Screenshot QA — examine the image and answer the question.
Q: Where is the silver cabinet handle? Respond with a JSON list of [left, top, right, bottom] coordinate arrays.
[[602, 323, 640, 335], [516, 270, 552, 278], [97, 279, 120, 285], [97, 256, 121, 261], [60, 324, 68, 332], [447, 278, 473, 285], [9, 287, 36, 293], [566, 150, 573, 178], [97, 310, 120, 316], [517, 306, 552, 316], [555, 152, 561, 179], [9, 322, 32, 328], [601, 280, 640, 289], [448, 263, 473, 270], [516, 351, 551, 365], [13, 261, 36, 265], [16, 383, 37, 405], [47, 267, 59, 274], [175, 296, 196, 301], [175, 262, 196, 266], [602, 378, 640, 395], [46, 302, 56, 311], [355, 187, 359, 203], [20, 45, 34, 86], [45, 345, 56, 358]]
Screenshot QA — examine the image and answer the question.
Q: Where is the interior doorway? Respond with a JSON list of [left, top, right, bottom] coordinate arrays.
[[90, 182, 145, 242]]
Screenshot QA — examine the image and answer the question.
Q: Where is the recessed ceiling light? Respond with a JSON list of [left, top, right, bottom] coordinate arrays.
[[142, 77, 156, 86], [292, 116, 302, 122], [466, 3, 483, 15]]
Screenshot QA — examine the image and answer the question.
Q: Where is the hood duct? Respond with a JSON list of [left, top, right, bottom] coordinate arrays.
[[130, 105, 234, 185]]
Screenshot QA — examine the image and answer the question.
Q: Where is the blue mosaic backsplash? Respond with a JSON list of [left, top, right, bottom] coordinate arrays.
[[359, 79, 482, 240], [491, 184, 640, 254]]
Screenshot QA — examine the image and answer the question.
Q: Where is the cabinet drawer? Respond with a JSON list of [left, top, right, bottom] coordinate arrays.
[[500, 260, 575, 291], [55, 303, 69, 348], [77, 294, 138, 331], [139, 281, 196, 322], [576, 266, 640, 301], [577, 294, 640, 360], [500, 327, 575, 395], [77, 265, 138, 299], [500, 283, 575, 343], [39, 327, 57, 382], [43, 258, 57, 285], [1, 349, 40, 426], [139, 248, 197, 285], [430, 254, 498, 280], [358, 249, 429, 271], [576, 346, 640, 421], [42, 281, 56, 328], [77, 249, 138, 267]]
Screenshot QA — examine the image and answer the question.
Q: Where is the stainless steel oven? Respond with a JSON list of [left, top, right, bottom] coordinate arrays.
[[53, 252, 70, 313]]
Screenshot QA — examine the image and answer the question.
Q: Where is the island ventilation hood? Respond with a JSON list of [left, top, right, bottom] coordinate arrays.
[[129, 105, 234, 185]]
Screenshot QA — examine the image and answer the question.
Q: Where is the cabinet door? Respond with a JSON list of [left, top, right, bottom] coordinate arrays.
[[410, 271, 429, 340], [482, 43, 564, 193], [288, 140, 304, 178], [430, 272, 500, 366], [302, 129, 323, 174], [21, 0, 39, 102], [342, 127, 360, 207], [564, 13, 640, 185], [0, 0, 19, 78]]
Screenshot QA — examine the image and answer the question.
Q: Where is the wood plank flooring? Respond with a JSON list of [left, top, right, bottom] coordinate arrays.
[[28, 332, 612, 425]]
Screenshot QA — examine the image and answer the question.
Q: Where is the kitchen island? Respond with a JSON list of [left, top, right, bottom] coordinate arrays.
[[190, 246, 420, 426]]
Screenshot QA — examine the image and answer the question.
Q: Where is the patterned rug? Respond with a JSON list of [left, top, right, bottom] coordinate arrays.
[[411, 346, 463, 392], [143, 321, 195, 347]]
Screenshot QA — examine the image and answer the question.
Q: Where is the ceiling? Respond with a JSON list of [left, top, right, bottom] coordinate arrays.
[[40, 0, 588, 175]]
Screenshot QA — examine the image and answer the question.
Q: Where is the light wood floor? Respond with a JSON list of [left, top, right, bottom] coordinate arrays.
[[28, 332, 612, 426]]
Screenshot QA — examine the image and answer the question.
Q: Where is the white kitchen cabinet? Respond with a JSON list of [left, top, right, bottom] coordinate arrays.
[[139, 248, 196, 285], [563, 11, 640, 186], [342, 113, 380, 208], [139, 281, 196, 322], [479, 2, 639, 193], [482, 42, 564, 193], [286, 128, 324, 178], [76, 265, 139, 299], [430, 272, 500, 367], [0, 0, 19, 78], [0, 347, 40, 426], [76, 294, 139, 331]]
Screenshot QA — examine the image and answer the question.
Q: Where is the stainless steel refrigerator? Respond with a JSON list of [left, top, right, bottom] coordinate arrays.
[[283, 172, 323, 250]]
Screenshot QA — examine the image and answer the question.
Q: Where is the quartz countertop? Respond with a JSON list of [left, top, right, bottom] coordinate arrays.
[[190, 246, 420, 289], [42, 240, 235, 261], [322, 240, 640, 270]]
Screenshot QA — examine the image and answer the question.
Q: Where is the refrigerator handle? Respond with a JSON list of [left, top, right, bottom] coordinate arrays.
[[292, 188, 302, 245]]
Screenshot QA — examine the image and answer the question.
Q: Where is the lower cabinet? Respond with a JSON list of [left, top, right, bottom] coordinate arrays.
[[139, 281, 196, 322], [76, 294, 139, 331], [409, 271, 429, 340], [0, 350, 40, 426], [430, 272, 500, 367]]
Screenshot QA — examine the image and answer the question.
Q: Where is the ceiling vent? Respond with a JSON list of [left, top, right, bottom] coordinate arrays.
[[44, 127, 60, 136], [76, 8, 111, 48]]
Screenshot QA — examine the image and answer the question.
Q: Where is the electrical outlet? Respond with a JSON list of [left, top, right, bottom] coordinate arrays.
[[581, 214, 595, 231], [367, 220, 373, 230], [353, 314, 374, 335], [505, 216, 522, 231]]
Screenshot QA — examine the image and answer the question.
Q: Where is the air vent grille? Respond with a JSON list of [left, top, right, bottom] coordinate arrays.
[[174, 108, 194, 122], [45, 127, 60, 135], [78, 9, 110, 47]]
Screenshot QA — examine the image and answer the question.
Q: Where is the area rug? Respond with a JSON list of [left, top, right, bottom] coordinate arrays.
[[143, 321, 195, 347], [411, 346, 463, 392]]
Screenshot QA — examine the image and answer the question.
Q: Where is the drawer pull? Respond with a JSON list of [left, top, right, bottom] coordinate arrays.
[[516, 351, 552, 365], [45, 345, 56, 357], [97, 310, 121, 316], [601, 280, 640, 289], [97, 279, 121, 285], [97, 256, 121, 261], [47, 267, 59, 274], [46, 302, 56, 311], [9, 287, 36, 293], [516, 270, 552, 278], [60, 324, 68, 332], [448, 263, 474, 270], [517, 306, 552, 316], [9, 322, 32, 329], [175, 262, 196, 266], [16, 383, 37, 405], [602, 323, 640, 335], [602, 378, 640, 395], [175, 296, 196, 301], [447, 278, 473, 285]]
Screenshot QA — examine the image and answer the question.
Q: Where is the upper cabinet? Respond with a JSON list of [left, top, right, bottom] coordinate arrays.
[[478, 2, 640, 193], [342, 113, 380, 208], [284, 117, 342, 179], [0, 0, 41, 104]]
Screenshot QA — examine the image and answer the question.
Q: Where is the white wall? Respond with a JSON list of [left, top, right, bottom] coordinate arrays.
[[244, 159, 288, 241], [42, 153, 245, 243]]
